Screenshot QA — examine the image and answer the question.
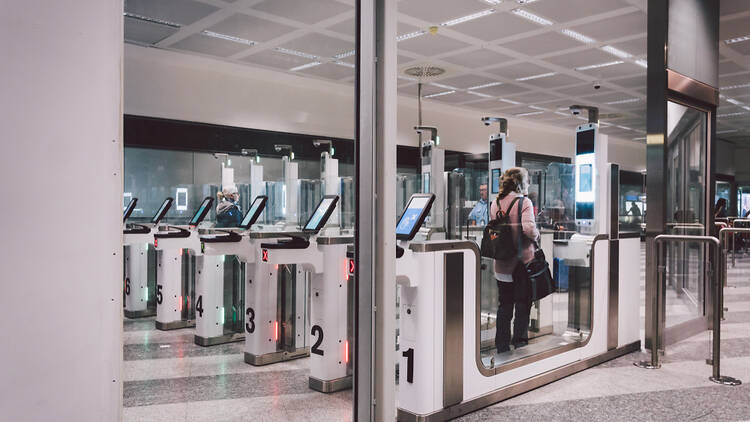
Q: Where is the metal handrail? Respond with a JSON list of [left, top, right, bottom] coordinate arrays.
[[728, 219, 750, 267], [635, 235, 720, 373]]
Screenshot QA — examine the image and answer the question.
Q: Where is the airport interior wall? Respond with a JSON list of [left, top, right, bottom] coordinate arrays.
[[0, 1, 123, 420], [124, 44, 647, 171]]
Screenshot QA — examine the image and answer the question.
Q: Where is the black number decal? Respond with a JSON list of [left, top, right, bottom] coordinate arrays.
[[125, 278, 130, 295], [156, 284, 163, 305], [311, 325, 324, 356], [196, 295, 204, 317], [402, 348, 414, 383], [245, 307, 255, 333]]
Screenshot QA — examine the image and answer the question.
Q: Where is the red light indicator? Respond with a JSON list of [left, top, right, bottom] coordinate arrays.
[[178, 296, 182, 312], [344, 340, 349, 364], [262, 249, 269, 262], [154, 238, 158, 248], [348, 259, 355, 274], [274, 321, 279, 341]]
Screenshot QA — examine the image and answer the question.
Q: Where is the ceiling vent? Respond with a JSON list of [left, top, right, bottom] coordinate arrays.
[[404, 65, 446, 79]]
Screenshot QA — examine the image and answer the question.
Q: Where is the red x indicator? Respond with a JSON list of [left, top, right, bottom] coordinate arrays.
[[262, 249, 269, 262], [348, 259, 355, 275]]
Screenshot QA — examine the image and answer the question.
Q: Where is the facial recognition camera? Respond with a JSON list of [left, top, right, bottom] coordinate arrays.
[[570, 106, 582, 116], [593, 81, 601, 90], [569, 105, 599, 124], [481, 117, 508, 134]]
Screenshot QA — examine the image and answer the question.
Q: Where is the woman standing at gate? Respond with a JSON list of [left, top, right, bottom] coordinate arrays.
[[490, 167, 539, 352]]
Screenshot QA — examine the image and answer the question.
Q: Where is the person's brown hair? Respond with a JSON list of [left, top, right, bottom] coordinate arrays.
[[497, 167, 529, 200]]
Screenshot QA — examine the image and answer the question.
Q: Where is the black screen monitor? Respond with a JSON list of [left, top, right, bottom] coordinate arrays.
[[240, 196, 268, 229], [576, 202, 594, 220], [576, 129, 595, 155], [490, 138, 502, 161], [123, 198, 137, 223], [396, 193, 436, 241], [303, 195, 339, 233], [151, 197, 174, 225], [189, 197, 214, 226], [491, 169, 501, 194]]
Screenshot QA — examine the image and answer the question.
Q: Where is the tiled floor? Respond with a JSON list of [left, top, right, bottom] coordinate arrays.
[[124, 243, 750, 421]]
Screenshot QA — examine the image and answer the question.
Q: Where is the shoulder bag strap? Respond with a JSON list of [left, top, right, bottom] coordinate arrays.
[[516, 196, 525, 261]]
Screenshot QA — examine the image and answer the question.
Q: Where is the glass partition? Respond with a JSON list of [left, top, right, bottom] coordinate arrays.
[[478, 162, 593, 370]]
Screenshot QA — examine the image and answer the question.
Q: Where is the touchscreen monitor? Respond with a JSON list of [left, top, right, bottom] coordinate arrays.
[[240, 196, 268, 229], [579, 164, 593, 193], [151, 197, 174, 224], [396, 194, 435, 241], [576, 202, 594, 220], [576, 129, 595, 155], [189, 197, 214, 226], [303, 195, 339, 233], [123, 198, 137, 223], [491, 169, 501, 194]]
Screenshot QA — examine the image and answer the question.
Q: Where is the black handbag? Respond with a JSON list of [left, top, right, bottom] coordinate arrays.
[[513, 197, 556, 301]]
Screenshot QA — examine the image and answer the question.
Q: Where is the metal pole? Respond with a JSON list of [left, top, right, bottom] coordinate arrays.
[[635, 239, 661, 369]]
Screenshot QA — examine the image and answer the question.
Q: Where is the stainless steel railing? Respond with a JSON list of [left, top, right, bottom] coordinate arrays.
[[728, 219, 750, 267]]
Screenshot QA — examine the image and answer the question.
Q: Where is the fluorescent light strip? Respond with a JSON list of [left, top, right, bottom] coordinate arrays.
[[718, 112, 750, 117], [726, 98, 743, 105], [528, 105, 546, 110], [124, 12, 181, 28], [743, 106, 750, 111], [398, 75, 418, 82], [334, 61, 355, 68], [604, 98, 640, 105], [515, 110, 545, 117], [722, 83, 750, 90], [725, 35, 750, 45], [511, 8, 553, 26], [632, 136, 646, 141], [430, 82, 458, 90], [397, 30, 426, 42], [516, 0, 539, 3], [468, 91, 494, 98], [717, 129, 738, 134], [441, 9, 496, 27], [424, 90, 456, 99], [482, 0, 502, 4], [289, 61, 321, 72], [616, 125, 632, 131], [554, 111, 570, 117], [575, 60, 623, 71], [516, 72, 556, 81], [334, 50, 355, 59], [499, 98, 522, 105], [467, 81, 503, 90], [561, 29, 596, 44], [635, 59, 648, 68], [201, 30, 256, 46], [275, 47, 318, 60], [600, 45, 632, 59]]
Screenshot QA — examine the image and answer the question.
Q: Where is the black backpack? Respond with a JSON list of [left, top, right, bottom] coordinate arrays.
[[480, 197, 522, 261]]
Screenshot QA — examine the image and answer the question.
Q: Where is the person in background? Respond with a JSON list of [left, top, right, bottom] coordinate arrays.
[[491, 168, 539, 352], [216, 185, 242, 227], [468, 183, 489, 226], [629, 202, 642, 216], [715, 198, 728, 219]]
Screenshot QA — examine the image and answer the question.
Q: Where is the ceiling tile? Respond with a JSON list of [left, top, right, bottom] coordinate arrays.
[[451, 12, 540, 42], [397, 0, 489, 24], [505, 91, 565, 105], [208, 13, 296, 43], [474, 83, 528, 97], [609, 37, 647, 58], [544, 49, 621, 69], [517, 73, 585, 89], [577, 62, 644, 79], [125, 0, 219, 25], [526, 0, 632, 24], [252, 0, 352, 25], [441, 48, 513, 69], [500, 32, 583, 57], [171, 33, 250, 57], [721, 0, 750, 17], [719, 16, 750, 40], [280, 33, 354, 58], [398, 33, 471, 56], [327, 17, 355, 36], [297, 62, 354, 80], [569, 11, 646, 42], [720, 73, 750, 88], [485, 62, 552, 80], [124, 17, 178, 45], [398, 84, 444, 97], [556, 83, 615, 98], [719, 60, 746, 76], [241, 49, 313, 70], [434, 74, 501, 89], [429, 91, 481, 104], [724, 41, 750, 56], [609, 74, 646, 89]]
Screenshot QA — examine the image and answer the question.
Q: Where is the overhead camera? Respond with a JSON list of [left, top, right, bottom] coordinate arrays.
[[593, 81, 601, 90], [569, 106, 582, 116]]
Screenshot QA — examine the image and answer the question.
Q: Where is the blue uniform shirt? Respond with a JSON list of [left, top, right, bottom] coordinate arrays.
[[468, 198, 489, 226]]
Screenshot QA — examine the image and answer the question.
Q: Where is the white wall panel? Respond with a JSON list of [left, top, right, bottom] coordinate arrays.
[[0, 1, 123, 421]]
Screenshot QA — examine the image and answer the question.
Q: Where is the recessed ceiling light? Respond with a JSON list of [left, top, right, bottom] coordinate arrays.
[[604, 98, 640, 105], [516, 72, 556, 81], [511, 9, 553, 26], [397, 30, 426, 42], [334, 61, 355, 68], [499, 98, 523, 105], [441, 9, 496, 26], [722, 83, 750, 90], [468, 91, 494, 98], [600, 45, 632, 59], [468, 81, 503, 90], [515, 110, 545, 117], [201, 30, 256, 46], [575, 60, 624, 71], [275, 47, 318, 60], [424, 90, 456, 98], [717, 129, 738, 134], [726, 97, 743, 105], [334, 50, 355, 59], [725, 35, 750, 45], [560, 29, 595, 44], [429, 82, 459, 90], [635, 59, 648, 68], [124, 12, 181, 28], [289, 61, 321, 72]]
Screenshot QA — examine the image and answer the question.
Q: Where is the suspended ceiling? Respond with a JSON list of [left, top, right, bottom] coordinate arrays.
[[124, 0, 750, 145]]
